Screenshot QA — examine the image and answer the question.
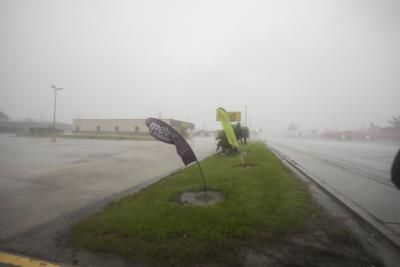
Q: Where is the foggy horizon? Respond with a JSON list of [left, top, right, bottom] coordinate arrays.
[[1, 0, 399, 132]]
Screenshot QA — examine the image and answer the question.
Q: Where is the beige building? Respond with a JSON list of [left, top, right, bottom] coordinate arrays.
[[73, 118, 195, 137]]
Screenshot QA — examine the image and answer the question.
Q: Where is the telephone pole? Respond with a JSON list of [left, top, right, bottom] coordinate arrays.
[[244, 105, 247, 127]]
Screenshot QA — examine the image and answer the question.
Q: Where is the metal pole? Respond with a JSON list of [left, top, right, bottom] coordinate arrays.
[[240, 151, 244, 165], [245, 105, 247, 127], [51, 85, 63, 142], [196, 160, 208, 197], [53, 89, 57, 130], [243, 106, 247, 165]]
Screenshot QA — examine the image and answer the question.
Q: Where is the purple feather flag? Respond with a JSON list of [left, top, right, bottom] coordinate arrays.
[[145, 118, 197, 165]]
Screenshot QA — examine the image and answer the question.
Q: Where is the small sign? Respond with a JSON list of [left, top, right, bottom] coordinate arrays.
[[216, 111, 241, 122]]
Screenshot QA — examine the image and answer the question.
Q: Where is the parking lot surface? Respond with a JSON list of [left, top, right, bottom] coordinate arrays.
[[0, 135, 216, 240]]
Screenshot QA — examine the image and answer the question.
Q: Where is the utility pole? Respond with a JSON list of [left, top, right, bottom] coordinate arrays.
[[244, 105, 247, 127], [51, 85, 63, 142], [249, 116, 252, 129]]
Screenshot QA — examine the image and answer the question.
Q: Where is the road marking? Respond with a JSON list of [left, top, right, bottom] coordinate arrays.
[[0, 251, 60, 267]]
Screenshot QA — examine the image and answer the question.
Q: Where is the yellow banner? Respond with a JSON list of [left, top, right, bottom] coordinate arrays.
[[216, 108, 239, 148]]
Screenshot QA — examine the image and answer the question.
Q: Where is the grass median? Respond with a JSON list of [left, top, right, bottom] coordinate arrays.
[[69, 142, 369, 266]]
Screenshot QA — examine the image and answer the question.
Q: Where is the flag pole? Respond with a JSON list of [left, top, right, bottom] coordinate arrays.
[[240, 151, 244, 165], [196, 160, 208, 197], [237, 144, 244, 165]]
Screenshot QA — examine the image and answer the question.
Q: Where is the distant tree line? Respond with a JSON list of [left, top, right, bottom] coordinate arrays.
[[0, 111, 10, 121], [369, 115, 400, 132]]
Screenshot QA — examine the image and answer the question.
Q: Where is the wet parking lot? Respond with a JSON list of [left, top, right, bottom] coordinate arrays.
[[0, 134, 216, 240]]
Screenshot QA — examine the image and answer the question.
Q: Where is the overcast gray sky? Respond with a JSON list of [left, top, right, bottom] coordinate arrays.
[[1, 0, 399, 132]]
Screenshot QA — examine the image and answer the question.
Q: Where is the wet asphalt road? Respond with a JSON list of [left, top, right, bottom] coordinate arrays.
[[267, 137, 400, 237], [0, 135, 216, 240]]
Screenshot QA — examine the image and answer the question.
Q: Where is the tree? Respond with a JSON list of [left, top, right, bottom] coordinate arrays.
[[389, 116, 400, 130], [369, 123, 381, 132], [0, 111, 10, 121], [288, 123, 298, 131], [234, 123, 243, 142], [242, 126, 249, 144], [216, 130, 238, 155], [216, 123, 250, 154], [233, 123, 250, 144]]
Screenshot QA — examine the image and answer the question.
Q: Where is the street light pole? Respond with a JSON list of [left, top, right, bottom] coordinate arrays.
[[51, 85, 63, 142]]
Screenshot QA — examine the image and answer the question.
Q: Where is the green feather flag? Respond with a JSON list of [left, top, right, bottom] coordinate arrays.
[[216, 107, 239, 148]]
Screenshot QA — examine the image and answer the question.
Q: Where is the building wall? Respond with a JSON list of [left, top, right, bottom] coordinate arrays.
[[0, 121, 72, 133], [73, 119, 153, 133], [73, 119, 195, 136]]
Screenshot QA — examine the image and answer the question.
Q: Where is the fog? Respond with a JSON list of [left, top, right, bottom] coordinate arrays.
[[1, 0, 399, 132]]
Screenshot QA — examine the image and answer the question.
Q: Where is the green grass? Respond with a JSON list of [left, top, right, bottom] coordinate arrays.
[[70, 142, 315, 266]]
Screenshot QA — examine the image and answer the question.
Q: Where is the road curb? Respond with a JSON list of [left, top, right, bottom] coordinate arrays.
[[268, 145, 400, 250], [0, 251, 65, 267]]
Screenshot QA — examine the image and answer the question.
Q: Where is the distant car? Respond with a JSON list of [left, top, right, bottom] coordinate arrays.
[[392, 149, 400, 189]]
